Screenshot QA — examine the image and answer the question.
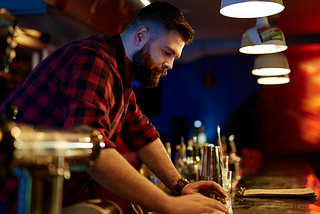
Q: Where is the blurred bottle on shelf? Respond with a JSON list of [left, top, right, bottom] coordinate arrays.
[[181, 136, 186, 163], [174, 137, 186, 175], [221, 135, 228, 156], [186, 139, 194, 164], [228, 135, 241, 181], [174, 144, 183, 175], [193, 136, 201, 163], [197, 126, 207, 149], [180, 138, 200, 183], [165, 141, 171, 160]]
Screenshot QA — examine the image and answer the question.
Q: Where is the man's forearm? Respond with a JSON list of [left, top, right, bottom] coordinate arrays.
[[87, 145, 230, 214], [135, 138, 181, 191], [87, 148, 170, 211]]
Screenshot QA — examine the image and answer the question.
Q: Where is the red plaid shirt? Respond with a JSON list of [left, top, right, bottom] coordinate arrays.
[[0, 34, 159, 213]]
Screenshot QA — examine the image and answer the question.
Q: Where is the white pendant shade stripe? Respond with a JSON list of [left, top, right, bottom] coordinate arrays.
[[252, 53, 290, 76], [253, 53, 291, 85], [220, 0, 285, 18], [240, 17, 287, 54], [257, 74, 290, 85], [253, 67, 290, 76]]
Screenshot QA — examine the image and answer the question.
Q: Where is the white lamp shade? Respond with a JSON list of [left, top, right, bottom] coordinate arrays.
[[257, 74, 290, 85], [240, 17, 287, 54], [252, 53, 290, 76], [220, 0, 284, 18]]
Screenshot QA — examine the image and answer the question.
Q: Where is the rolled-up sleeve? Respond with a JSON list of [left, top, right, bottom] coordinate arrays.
[[120, 90, 160, 152]]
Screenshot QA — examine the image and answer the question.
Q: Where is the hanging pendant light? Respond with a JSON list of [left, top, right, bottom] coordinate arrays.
[[252, 53, 290, 76], [253, 53, 290, 85], [257, 74, 290, 85], [239, 17, 287, 54], [220, 0, 284, 18]]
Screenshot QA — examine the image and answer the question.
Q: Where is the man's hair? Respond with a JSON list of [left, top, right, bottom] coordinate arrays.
[[125, 2, 195, 44]]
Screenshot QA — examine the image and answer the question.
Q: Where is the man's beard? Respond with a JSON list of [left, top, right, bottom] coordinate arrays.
[[132, 41, 167, 88]]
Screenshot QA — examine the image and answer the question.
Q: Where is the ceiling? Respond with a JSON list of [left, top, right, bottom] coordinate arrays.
[[157, 0, 320, 61], [156, 0, 320, 40], [9, 0, 320, 62]]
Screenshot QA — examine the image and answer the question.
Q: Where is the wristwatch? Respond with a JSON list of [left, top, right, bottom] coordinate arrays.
[[172, 178, 189, 196]]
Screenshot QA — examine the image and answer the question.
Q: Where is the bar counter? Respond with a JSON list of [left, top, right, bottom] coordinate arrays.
[[231, 154, 320, 214]]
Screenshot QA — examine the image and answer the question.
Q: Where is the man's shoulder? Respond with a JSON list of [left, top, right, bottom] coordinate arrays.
[[59, 34, 115, 52], [82, 34, 118, 58], [82, 34, 114, 46]]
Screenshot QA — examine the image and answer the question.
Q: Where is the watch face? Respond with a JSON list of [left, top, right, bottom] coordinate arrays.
[[177, 179, 189, 189], [173, 178, 189, 196], [182, 178, 189, 183], [179, 178, 188, 185]]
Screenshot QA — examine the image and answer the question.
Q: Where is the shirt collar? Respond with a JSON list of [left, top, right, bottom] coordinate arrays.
[[111, 34, 134, 89]]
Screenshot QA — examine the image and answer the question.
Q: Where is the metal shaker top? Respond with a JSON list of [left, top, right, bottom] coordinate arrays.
[[201, 145, 223, 186]]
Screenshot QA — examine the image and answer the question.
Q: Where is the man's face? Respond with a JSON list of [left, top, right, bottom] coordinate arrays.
[[132, 31, 185, 88]]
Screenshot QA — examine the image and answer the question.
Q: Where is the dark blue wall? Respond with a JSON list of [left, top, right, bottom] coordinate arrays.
[[147, 53, 262, 145]]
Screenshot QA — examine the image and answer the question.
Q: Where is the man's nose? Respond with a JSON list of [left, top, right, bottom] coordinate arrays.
[[164, 60, 173, 70]]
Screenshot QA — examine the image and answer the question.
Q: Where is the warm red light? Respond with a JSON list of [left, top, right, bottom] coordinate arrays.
[[306, 173, 320, 212], [297, 57, 320, 145], [309, 205, 320, 213]]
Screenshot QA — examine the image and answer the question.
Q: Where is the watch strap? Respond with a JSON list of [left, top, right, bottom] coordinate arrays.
[[172, 178, 189, 196]]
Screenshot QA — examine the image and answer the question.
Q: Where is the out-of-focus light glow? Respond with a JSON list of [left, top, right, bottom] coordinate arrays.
[[193, 120, 202, 128], [11, 126, 21, 138], [299, 57, 320, 145], [195, 156, 201, 162], [257, 76, 290, 85], [220, 1, 284, 18], [140, 0, 150, 7], [306, 174, 320, 211], [15, 32, 47, 50], [240, 44, 287, 54], [197, 132, 207, 147], [252, 68, 290, 76], [300, 116, 320, 145]]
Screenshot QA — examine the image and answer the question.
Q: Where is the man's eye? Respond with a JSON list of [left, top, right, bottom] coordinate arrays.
[[164, 51, 171, 56]]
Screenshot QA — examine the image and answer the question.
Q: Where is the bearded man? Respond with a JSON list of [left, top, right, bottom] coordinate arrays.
[[0, 2, 229, 214]]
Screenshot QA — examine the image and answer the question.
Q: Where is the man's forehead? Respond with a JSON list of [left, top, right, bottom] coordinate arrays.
[[156, 32, 185, 56]]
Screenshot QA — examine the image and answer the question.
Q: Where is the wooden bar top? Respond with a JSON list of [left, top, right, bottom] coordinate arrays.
[[231, 155, 320, 214]]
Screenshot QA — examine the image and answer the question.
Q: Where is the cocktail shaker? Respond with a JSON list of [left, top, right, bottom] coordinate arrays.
[[200, 145, 223, 187]]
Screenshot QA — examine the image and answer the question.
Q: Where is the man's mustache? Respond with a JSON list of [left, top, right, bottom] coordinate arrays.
[[153, 68, 167, 77]]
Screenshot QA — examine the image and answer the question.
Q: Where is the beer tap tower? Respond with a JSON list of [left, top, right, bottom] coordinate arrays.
[[0, 106, 104, 214]]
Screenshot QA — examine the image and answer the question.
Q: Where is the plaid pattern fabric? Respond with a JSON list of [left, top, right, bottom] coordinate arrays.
[[0, 34, 159, 213]]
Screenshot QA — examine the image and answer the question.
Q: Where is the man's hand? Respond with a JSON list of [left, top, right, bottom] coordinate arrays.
[[88, 149, 229, 214], [181, 180, 227, 199], [165, 193, 230, 214]]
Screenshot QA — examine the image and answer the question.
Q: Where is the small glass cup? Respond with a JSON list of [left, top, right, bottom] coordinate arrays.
[[227, 170, 232, 193], [222, 155, 229, 171], [222, 156, 229, 192]]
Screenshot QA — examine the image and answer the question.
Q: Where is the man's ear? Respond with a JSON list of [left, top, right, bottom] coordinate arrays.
[[134, 26, 149, 47]]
